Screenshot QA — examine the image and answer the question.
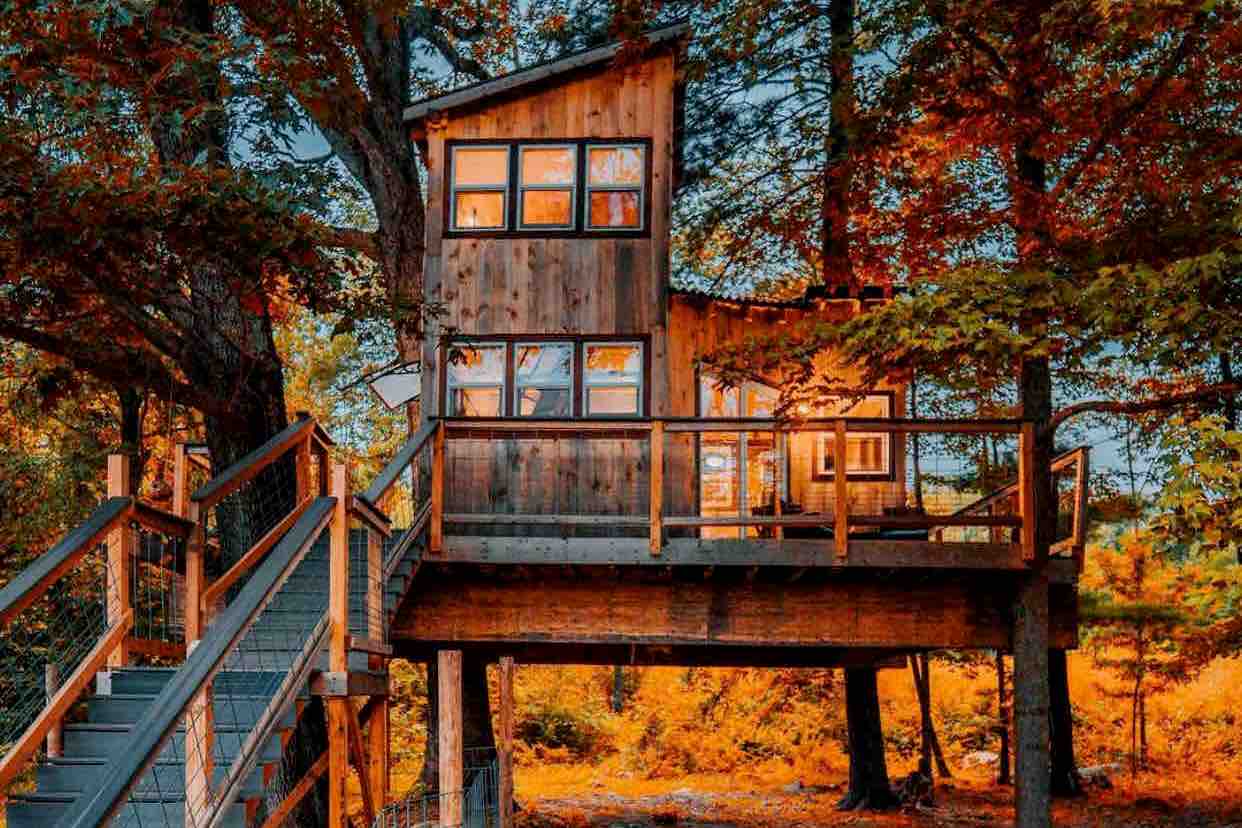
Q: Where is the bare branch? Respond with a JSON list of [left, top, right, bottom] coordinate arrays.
[[1050, 382, 1241, 431]]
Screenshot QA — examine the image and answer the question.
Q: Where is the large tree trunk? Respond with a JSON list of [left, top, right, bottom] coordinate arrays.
[[996, 651, 1011, 785], [837, 666, 896, 811], [1049, 649, 1082, 796], [909, 654, 950, 779], [420, 654, 497, 790]]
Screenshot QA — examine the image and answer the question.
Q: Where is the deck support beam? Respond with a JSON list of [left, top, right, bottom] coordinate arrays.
[[438, 649, 463, 828], [498, 656, 515, 828]]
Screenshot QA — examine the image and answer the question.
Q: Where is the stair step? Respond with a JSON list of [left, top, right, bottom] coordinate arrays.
[[63, 724, 284, 763], [5, 794, 248, 828], [36, 757, 267, 799], [88, 694, 296, 729]]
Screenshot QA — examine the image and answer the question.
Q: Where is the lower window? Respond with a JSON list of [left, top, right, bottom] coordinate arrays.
[[443, 337, 645, 418], [811, 394, 894, 479]]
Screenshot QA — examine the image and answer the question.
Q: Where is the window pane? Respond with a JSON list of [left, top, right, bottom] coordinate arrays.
[[589, 191, 640, 228], [585, 345, 641, 384], [586, 386, 639, 416], [454, 148, 508, 186], [699, 376, 739, 417], [518, 388, 571, 417], [516, 344, 573, 385], [454, 191, 505, 229], [744, 384, 779, 417], [588, 146, 643, 185], [447, 345, 505, 385], [848, 436, 888, 473], [448, 387, 501, 417], [521, 190, 572, 226], [521, 147, 574, 185]]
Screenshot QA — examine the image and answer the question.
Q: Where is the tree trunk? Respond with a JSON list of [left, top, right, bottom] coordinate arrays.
[[612, 666, 625, 713], [909, 654, 950, 779], [116, 386, 144, 494], [821, 0, 855, 288], [420, 654, 497, 790], [838, 666, 895, 811], [996, 651, 1011, 786], [1049, 649, 1082, 797]]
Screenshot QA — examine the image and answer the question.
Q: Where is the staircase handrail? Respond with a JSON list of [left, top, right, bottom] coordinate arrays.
[[946, 446, 1087, 518], [191, 415, 333, 509], [361, 419, 438, 508], [54, 496, 337, 828]]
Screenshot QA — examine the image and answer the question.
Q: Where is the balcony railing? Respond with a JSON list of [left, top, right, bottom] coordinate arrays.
[[378, 417, 1089, 570]]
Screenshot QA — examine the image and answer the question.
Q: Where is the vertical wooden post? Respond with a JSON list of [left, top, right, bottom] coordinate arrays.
[[498, 656, 515, 828], [430, 422, 445, 554], [173, 443, 189, 519], [328, 463, 350, 828], [438, 650, 463, 828], [649, 421, 664, 556], [295, 435, 313, 502], [366, 526, 390, 808], [833, 421, 849, 561], [45, 664, 62, 758], [106, 454, 133, 668], [1019, 422, 1037, 561], [185, 500, 205, 643], [1071, 449, 1089, 570], [772, 430, 783, 541]]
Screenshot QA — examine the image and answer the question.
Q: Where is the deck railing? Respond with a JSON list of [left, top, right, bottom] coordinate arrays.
[[413, 416, 1088, 566]]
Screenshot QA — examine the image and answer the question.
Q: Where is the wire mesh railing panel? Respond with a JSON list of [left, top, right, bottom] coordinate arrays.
[[443, 432, 650, 539], [131, 528, 187, 655], [374, 748, 500, 828], [117, 530, 330, 828], [0, 542, 118, 756], [204, 455, 300, 601], [349, 526, 387, 645]]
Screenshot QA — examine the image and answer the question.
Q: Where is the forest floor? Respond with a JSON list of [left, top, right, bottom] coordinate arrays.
[[510, 765, 1242, 827]]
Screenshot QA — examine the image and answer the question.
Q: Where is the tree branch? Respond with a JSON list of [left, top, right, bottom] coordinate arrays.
[[1050, 382, 1242, 431]]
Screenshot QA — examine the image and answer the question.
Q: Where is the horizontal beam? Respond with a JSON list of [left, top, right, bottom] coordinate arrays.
[[445, 513, 649, 526], [310, 670, 390, 698], [391, 570, 1078, 650], [438, 536, 1079, 581]]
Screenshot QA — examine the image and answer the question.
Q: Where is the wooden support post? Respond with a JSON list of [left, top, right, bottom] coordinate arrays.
[[173, 443, 189, 519], [833, 421, 849, 561], [295, 435, 313, 502], [498, 656, 515, 828], [184, 674, 214, 826], [649, 420, 664, 556], [44, 664, 62, 758], [438, 649, 463, 828], [185, 500, 205, 643], [328, 463, 350, 828], [430, 422, 445, 554], [366, 525, 390, 808], [772, 431, 784, 542], [347, 701, 377, 828], [1019, 422, 1037, 561], [106, 454, 133, 668]]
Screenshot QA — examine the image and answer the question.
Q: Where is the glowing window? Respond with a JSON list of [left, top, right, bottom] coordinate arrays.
[[451, 146, 509, 230]]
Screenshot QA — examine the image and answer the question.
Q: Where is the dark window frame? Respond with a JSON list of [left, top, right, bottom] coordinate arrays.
[[443, 138, 653, 239], [439, 334, 651, 418], [809, 390, 899, 483]]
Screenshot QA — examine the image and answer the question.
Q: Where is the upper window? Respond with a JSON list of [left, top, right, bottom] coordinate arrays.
[[443, 337, 646, 418], [587, 145, 644, 230], [450, 146, 509, 230], [446, 139, 649, 236]]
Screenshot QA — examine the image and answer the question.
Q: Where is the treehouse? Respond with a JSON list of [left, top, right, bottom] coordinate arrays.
[[0, 23, 1086, 828]]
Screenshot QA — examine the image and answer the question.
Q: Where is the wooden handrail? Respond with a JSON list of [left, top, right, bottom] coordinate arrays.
[[351, 495, 393, 538], [0, 497, 131, 630], [200, 495, 314, 610], [948, 447, 1088, 518], [191, 416, 317, 509], [660, 513, 1023, 529], [437, 416, 1024, 435], [362, 420, 439, 506], [0, 610, 133, 789], [131, 501, 196, 538]]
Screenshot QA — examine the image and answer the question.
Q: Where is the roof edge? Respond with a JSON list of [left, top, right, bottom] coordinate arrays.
[[403, 21, 691, 125]]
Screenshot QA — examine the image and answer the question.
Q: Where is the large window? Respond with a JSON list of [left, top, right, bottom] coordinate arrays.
[[450, 146, 509, 230], [811, 394, 895, 479], [443, 337, 646, 418], [446, 139, 649, 235]]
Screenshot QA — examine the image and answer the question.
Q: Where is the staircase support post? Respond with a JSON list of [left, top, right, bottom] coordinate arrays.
[[498, 656, 515, 828], [438, 649, 463, 828], [366, 526, 390, 808], [328, 462, 350, 828], [106, 454, 133, 667]]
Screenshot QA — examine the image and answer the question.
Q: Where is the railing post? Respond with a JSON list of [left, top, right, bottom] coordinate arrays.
[[106, 454, 133, 668], [833, 421, 849, 562], [1071, 448, 1089, 571], [44, 664, 62, 758], [649, 421, 664, 556], [328, 462, 350, 828], [1019, 422, 1037, 561], [296, 433, 313, 502], [498, 655, 515, 828], [430, 421, 445, 555], [366, 524, 390, 808], [773, 430, 784, 541], [173, 443, 189, 519]]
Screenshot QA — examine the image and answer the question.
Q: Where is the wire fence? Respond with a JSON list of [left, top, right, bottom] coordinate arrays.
[[373, 748, 500, 828]]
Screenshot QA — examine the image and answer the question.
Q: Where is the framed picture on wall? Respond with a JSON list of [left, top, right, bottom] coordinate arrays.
[[811, 392, 895, 481]]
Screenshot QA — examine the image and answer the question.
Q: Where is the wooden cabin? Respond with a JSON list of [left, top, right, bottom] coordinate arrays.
[[393, 18, 1086, 668]]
